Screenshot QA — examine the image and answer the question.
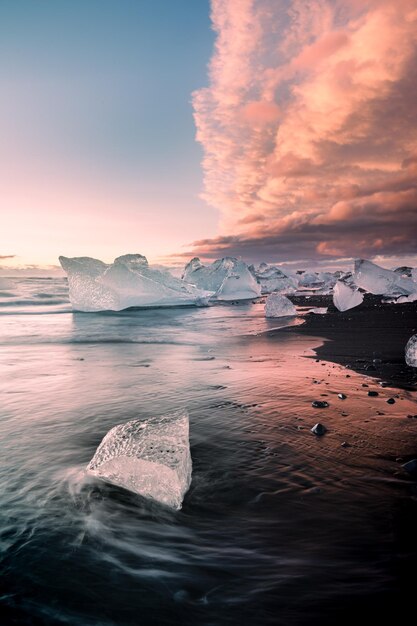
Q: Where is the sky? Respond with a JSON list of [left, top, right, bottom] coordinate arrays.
[[0, 0, 216, 270], [1, 0, 417, 274]]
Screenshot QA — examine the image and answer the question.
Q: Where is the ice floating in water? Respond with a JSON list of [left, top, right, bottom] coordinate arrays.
[[265, 293, 297, 318], [59, 254, 209, 311], [333, 281, 364, 312], [182, 257, 261, 301], [405, 335, 417, 368], [353, 259, 416, 296], [87, 410, 192, 509]]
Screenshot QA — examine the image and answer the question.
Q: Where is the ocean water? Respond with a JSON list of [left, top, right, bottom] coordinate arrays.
[[1, 278, 416, 626]]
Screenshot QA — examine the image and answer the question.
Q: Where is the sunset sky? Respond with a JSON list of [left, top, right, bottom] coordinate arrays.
[[1, 0, 416, 273]]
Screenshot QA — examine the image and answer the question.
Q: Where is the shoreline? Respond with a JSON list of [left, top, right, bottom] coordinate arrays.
[[286, 294, 417, 391]]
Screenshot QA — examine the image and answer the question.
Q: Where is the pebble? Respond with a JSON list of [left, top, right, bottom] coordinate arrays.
[[402, 459, 417, 475], [312, 400, 329, 408], [311, 423, 327, 436], [368, 391, 379, 397], [386, 398, 396, 404], [338, 393, 347, 400], [341, 441, 350, 448]]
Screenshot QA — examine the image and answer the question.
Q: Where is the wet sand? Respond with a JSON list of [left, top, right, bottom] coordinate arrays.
[[2, 280, 417, 625]]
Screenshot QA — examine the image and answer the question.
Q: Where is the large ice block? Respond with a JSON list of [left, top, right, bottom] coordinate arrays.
[[333, 281, 364, 312], [250, 263, 298, 294], [353, 259, 416, 296], [182, 257, 261, 300], [405, 335, 417, 368], [265, 293, 297, 318], [87, 410, 192, 509], [59, 254, 209, 311]]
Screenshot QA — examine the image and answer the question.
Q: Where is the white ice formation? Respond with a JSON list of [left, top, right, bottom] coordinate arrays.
[[249, 263, 298, 294], [353, 259, 416, 296], [182, 257, 261, 300], [333, 281, 364, 312], [87, 410, 192, 509], [265, 293, 297, 318], [59, 254, 209, 311], [405, 334, 417, 368], [296, 271, 338, 294]]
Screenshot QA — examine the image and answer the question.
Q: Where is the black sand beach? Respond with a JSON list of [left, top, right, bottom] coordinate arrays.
[[291, 294, 417, 390]]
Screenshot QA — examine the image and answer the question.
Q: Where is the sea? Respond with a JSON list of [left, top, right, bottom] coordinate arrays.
[[1, 277, 416, 625]]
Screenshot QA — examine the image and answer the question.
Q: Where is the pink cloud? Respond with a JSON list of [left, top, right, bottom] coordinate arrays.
[[192, 0, 417, 261]]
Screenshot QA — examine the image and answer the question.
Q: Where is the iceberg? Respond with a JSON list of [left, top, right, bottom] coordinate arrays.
[[265, 293, 297, 318], [87, 410, 192, 509], [333, 281, 364, 312], [353, 259, 416, 296], [405, 335, 417, 368], [182, 257, 261, 301], [59, 254, 209, 311]]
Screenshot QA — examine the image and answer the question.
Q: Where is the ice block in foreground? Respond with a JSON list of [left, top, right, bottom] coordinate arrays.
[[87, 410, 192, 509]]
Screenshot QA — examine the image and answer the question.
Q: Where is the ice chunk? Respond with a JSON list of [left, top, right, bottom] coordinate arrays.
[[405, 334, 417, 368], [183, 256, 261, 301], [87, 410, 192, 509], [333, 281, 364, 312], [353, 259, 416, 296], [59, 254, 209, 311], [250, 263, 298, 294], [394, 292, 417, 304], [265, 293, 297, 318]]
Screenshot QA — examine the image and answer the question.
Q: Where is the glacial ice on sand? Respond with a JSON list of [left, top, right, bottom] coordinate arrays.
[[87, 410, 192, 510], [59, 254, 209, 311], [265, 293, 297, 318], [182, 257, 261, 300], [249, 263, 297, 294], [405, 335, 417, 368], [353, 259, 416, 296], [333, 281, 364, 312]]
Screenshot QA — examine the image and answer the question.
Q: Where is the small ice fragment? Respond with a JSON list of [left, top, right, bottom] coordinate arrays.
[[333, 281, 363, 312], [264, 293, 296, 318], [405, 334, 417, 367], [87, 410, 192, 509]]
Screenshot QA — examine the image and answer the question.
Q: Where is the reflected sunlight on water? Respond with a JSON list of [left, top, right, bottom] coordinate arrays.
[[1, 278, 417, 625]]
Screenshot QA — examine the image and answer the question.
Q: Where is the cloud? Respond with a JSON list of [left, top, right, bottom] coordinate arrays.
[[192, 0, 417, 262], [0, 255, 15, 260]]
